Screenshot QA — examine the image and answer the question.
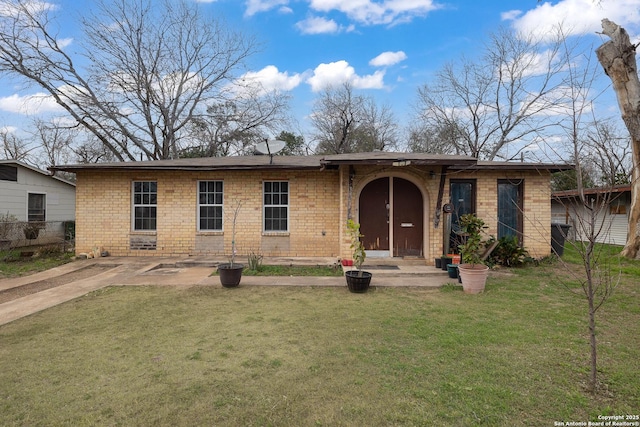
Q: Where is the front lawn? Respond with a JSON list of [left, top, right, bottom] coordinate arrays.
[[0, 248, 638, 426]]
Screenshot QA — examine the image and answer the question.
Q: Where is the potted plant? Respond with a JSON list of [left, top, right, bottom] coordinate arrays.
[[217, 201, 244, 288], [0, 212, 17, 250], [440, 254, 452, 270], [23, 221, 44, 240], [344, 219, 372, 293], [457, 214, 490, 294]]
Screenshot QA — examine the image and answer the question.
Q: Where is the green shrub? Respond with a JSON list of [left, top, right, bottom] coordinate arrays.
[[489, 236, 530, 267]]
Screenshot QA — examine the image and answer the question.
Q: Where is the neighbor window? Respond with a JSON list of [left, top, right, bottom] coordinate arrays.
[[263, 181, 288, 232], [198, 181, 223, 231], [133, 181, 157, 231], [28, 193, 46, 222]]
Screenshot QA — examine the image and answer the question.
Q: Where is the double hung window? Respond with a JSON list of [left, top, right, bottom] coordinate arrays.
[[28, 193, 46, 222], [263, 181, 288, 232], [133, 181, 157, 231], [198, 181, 223, 231]]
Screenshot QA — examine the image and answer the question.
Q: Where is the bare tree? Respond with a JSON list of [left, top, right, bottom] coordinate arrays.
[[311, 82, 398, 154], [408, 121, 467, 155], [596, 19, 640, 259], [29, 119, 76, 170], [184, 85, 291, 157], [0, 0, 255, 161], [585, 121, 632, 186], [0, 128, 30, 161], [414, 26, 579, 160], [548, 30, 619, 393], [73, 134, 117, 164]]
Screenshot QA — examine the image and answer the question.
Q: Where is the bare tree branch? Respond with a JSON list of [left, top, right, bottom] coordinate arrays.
[[0, 0, 256, 160]]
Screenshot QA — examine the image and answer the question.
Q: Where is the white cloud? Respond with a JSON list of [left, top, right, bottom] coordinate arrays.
[[57, 37, 73, 49], [238, 65, 303, 94], [0, 93, 63, 115], [306, 60, 385, 91], [296, 16, 340, 34], [0, 125, 17, 134], [0, 1, 58, 17], [369, 51, 407, 67], [245, 0, 289, 17], [500, 10, 521, 21], [308, 0, 439, 26], [503, 0, 640, 41]]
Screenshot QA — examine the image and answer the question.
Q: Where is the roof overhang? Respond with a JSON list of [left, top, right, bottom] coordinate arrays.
[[50, 155, 326, 173], [319, 152, 477, 167], [553, 184, 631, 199], [49, 152, 574, 175], [1, 159, 76, 187], [450, 161, 574, 173]]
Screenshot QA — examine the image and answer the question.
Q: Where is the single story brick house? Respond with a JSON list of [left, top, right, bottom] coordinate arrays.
[[51, 152, 570, 263]]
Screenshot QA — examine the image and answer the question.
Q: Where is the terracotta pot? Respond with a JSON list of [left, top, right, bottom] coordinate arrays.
[[345, 270, 372, 293], [218, 263, 244, 288], [458, 264, 489, 294]]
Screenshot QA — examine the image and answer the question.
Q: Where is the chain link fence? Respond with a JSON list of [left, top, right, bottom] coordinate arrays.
[[0, 220, 75, 251]]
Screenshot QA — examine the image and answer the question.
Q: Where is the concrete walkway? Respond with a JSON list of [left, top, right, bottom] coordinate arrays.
[[0, 256, 453, 326]]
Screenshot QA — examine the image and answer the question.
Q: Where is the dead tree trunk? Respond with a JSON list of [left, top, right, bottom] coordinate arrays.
[[596, 19, 640, 259]]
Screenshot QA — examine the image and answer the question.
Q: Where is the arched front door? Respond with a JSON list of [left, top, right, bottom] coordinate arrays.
[[359, 177, 424, 257]]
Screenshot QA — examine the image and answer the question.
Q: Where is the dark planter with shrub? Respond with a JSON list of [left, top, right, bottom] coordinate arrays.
[[345, 270, 372, 293], [218, 263, 244, 288]]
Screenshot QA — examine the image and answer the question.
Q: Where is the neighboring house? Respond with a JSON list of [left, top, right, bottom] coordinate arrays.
[[552, 185, 631, 246], [51, 152, 570, 262], [0, 160, 76, 247]]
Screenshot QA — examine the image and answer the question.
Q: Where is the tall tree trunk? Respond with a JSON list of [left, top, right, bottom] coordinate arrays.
[[596, 19, 640, 259]]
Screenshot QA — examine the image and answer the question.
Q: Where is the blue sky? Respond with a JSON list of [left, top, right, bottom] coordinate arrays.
[[2, 0, 640, 148]]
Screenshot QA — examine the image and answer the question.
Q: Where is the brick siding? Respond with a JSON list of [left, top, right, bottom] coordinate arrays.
[[75, 166, 552, 260]]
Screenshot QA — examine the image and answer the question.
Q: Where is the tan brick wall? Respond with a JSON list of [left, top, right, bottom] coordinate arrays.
[[439, 169, 552, 259], [75, 166, 553, 260], [75, 170, 341, 257], [339, 166, 553, 262]]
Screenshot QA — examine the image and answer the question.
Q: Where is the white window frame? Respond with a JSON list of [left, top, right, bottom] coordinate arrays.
[[132, 181, 157, 231], [263, 181, 289, 233], [197, 180, 224, 232]]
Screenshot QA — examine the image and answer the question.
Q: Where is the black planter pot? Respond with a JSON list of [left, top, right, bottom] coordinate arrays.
[[441, 256, 452, 271], [218, 263, 244, 288], [345, 270, 372, 293], [447, 264, 459, 279], [434, 258, 442, 268]]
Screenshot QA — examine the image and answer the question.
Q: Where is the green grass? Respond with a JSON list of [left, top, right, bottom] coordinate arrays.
[[0, 249, 74, 278], [242, 264, 344, 276], [0, 249, 638, 426]]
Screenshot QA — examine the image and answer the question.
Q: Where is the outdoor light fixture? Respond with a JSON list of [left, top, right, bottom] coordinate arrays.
[[392, 159, 411, 167]]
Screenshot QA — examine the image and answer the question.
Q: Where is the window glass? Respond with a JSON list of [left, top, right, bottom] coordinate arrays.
[[198, 181, 223, 231], [133, 181, 157, 231], [28, 193, 46, 222], [264, 181, 289, 232]]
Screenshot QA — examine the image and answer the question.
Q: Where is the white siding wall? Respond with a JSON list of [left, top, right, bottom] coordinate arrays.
[[556, 194, 629, 246], [0, 165, 75, 221]]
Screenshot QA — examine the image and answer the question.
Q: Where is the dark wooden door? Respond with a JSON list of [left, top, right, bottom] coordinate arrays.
[[359, 178, 389, 251], [393, 178, 423, 257]]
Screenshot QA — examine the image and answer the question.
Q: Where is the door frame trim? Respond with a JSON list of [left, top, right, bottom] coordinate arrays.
[[355, 173, 429, 258]]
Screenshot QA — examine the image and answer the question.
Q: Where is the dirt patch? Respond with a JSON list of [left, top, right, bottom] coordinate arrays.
[[0, 265, 115, 304]]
